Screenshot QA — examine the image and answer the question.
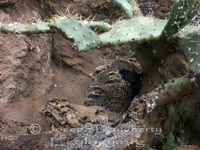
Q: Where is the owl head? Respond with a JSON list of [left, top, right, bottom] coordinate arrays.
[[94, 68, 123, 84], [85, 83, 106, 107]]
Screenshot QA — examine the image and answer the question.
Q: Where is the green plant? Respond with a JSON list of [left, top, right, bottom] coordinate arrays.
[[0, 0, 200, 106], [161, 107, 186, 150], [165, 132, 185, 150]]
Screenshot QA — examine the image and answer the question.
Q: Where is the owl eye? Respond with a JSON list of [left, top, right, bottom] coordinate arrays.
[[95, 87, 100, 91], [108, 73, 114, 77]]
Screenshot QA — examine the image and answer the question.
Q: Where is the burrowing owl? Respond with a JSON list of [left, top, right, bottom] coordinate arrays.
[[85, 60, 142, 114]]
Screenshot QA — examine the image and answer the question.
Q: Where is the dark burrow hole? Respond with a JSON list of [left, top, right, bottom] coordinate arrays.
[[118, 69, 143, 113], [119, 69, 142, 98]]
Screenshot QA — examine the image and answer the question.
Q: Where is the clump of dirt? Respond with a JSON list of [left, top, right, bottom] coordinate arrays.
[[0, 33, 53, 103], [150, 0, 174, 19], [74, 0, 124, 23], [0, 133, 53, 150], [0, 117, 30, 143], [137, 0, 174, 19]]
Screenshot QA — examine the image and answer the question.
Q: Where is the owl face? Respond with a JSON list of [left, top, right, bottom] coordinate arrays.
[[85, 84, 106, 107], [94, 69, 123, 84]]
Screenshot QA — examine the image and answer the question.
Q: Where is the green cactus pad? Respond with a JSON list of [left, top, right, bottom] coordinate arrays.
[[49, 16, 100, 51], [155, 75, 200, 106], [99, 17, 166, 46], [111, 0, 134, 19], [0, 22, 51, 33], [146, 75, 200, 107], [82, 21, 111, 32], [160, 0, 200, 38], [178, 29, 200, 74], [174, 25, 198, 37], [127, 0, 135, 6]]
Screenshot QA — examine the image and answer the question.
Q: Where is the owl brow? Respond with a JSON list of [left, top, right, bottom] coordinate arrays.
[[92, 85, 100, 89], [107, 71, 116, 76]]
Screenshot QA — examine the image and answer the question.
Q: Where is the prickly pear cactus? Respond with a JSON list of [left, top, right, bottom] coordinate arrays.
[[99, 17, 166, 46], [82, 21, 111, 32], [0, 22, 51, 33], [160, 0, 200, 38], [178, 28, 200, 74], [111, 0, 134, 18], [48, 16, 100, 51]]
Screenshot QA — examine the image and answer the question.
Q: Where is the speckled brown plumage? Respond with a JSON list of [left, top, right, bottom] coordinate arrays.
[[85, 59, 142, 114]]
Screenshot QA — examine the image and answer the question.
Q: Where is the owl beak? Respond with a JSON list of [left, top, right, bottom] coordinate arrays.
[[85, 93, 104, 106], [87, 91, 102, 97]]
